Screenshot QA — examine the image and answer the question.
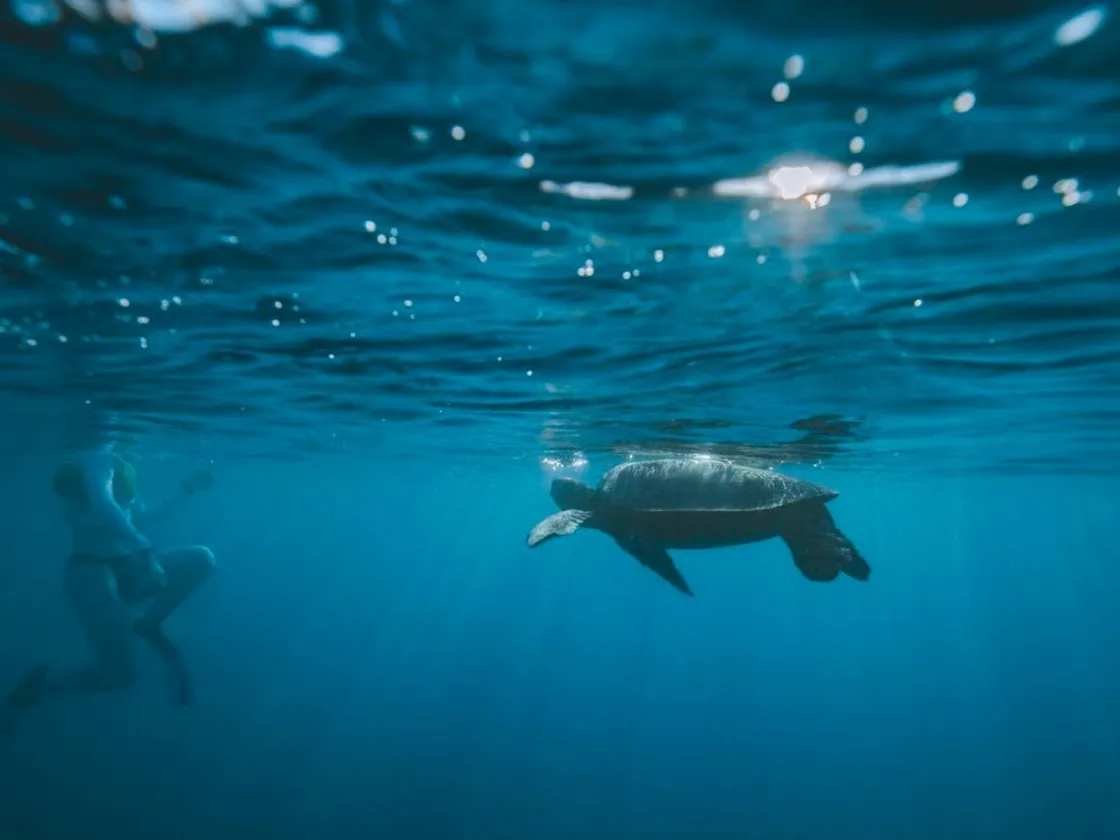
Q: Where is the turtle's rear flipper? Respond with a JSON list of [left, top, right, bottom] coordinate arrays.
[[782, 507, 870, 582], [615, 538, 694, 596]]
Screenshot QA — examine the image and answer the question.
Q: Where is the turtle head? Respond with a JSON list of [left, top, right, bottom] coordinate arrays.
[[550, 477, 596, 511]]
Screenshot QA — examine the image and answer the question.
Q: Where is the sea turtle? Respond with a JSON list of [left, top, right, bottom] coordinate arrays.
[[526, 458, 870, 596]]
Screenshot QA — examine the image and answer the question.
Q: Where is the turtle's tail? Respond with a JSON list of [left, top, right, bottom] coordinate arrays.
[[781, 504, 870, 582]]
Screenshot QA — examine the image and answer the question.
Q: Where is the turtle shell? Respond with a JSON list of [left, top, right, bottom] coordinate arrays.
[[595, 458, 837, 512]]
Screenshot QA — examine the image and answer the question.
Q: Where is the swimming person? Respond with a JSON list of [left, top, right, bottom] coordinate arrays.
[[2, 446, 216, 734]]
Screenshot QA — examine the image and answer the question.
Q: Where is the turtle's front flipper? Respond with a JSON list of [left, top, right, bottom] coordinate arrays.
[[615, 538, 693, 596], [527, 509, 593, 547]]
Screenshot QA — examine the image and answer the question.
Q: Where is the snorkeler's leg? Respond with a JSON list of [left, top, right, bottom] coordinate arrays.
[[132, 546, 215, 705], [2, 566, 135, 734], [136, 546, 215, 629], [1, 667, 51, 735], [52, 563, 138, 693]]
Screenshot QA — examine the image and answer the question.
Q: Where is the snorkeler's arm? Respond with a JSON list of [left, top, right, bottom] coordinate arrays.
[[133, 494, 183, 528], [132, 470, 213, 528], [77, 450, 137, 532]]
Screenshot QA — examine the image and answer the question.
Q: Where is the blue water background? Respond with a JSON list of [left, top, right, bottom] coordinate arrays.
[[2, 0, 1120, 837], [2, 456, 1119, 838]]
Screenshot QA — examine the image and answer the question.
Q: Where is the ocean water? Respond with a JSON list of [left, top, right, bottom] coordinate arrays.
[[1, 0, 1119, 837]]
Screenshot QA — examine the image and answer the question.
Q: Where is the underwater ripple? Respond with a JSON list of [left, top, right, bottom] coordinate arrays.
[[0, 0, 1118, 472]]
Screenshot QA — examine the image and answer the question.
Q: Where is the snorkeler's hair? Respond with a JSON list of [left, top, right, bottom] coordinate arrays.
[[52, 456, 137, 506]]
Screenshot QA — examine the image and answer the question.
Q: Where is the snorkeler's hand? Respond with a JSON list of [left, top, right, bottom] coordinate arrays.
[[182, 469, 214, 496], [148, 555, 168, 588]]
